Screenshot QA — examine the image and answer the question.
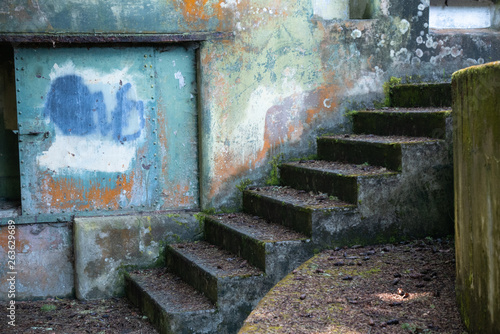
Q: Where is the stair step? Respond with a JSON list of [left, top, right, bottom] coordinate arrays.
[[280, 161, 397, 204], [317, 134, 441, 171], [125, 268, 219, 334], [166, 241, 264, 304], [389, 82, 451, 107], [352, 108, 450, 138], [204, 213, 313, 280], [243, 186, 356, 237]]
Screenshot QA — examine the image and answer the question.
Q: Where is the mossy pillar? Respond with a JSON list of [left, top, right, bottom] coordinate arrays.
[[452, 62, 500, 333]]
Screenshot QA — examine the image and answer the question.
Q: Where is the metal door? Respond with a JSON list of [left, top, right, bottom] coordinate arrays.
[[14, 46, 198, 221]]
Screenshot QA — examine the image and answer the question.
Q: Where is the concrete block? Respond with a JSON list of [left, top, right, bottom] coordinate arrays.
[[0, 222, 73, 301], [74, 213, 201, 300]]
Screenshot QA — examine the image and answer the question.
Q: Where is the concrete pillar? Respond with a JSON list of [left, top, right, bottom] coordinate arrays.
[[452, 61, 500, 333]]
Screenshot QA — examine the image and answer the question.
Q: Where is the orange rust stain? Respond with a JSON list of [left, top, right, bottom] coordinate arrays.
[[209, 149, 250, 199], [162, 183, 193, 208], [40, 171, 136, 212], [207, 80, 341, 202], [306, 108, 317, 124], [367, 55, 377, 71], [305, 84, 340, 123], [0, 228, 29, 253], [177, 0, 228, 28]]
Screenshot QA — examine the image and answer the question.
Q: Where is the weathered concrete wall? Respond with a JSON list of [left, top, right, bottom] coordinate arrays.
[[197, 0, 500, 208], [2, 0, 500, 210], [0, 213, 201, 301], [0, 222, 73, 301], [0, 0, 235, 34], [74, 213, 202, 299], [452, 62, 500, 333]]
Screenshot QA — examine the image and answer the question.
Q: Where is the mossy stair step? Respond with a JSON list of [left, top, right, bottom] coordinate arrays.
[[279, 161, 397, 204], [352, 108, 450, 139], [204, 213, 313, 281], [165, 241, 264, 305], [243, 186, 356, 238], [389, 82, 451, 108], [125, 268, 219, 334], [317, 134, 441, 171]]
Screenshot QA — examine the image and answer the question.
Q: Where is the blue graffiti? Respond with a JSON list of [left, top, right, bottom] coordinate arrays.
[[44, 74, 145, 142]]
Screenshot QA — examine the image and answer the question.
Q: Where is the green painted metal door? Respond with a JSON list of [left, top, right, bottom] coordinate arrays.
[[14, 45, 198, 221]]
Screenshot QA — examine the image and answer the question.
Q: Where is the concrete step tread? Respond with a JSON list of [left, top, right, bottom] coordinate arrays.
[[169, 241, 264, 278], [357, 107, 450, 114], [321, 134, 440, 144], [282, 160, 398, 177], [127, 268, 216, 313], [208, 213, 309, 242], [246, 186, 355, 210]]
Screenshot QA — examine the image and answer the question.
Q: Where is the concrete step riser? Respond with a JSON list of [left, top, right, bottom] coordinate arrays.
[[242, 191, 312, 237], [279, 164, 358, 204], [263, 241, 314, 282], [243, 189, 362, 248], [390, 83, 451, 107], [125, 273, 220, 334], [317, 139, 402, 171], [204, 218, 267, 271], [165, 246, 218, 304], [353, 112, 448, 138], [215, 275, 270, 333], [204, 215, 314, 284]]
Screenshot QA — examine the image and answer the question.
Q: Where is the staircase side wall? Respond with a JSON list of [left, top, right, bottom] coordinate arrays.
[[452, 62, 500, 334]]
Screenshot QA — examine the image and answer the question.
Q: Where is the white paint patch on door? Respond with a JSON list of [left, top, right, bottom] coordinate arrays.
[[37, 134, 137, 173], [174, 71, 186, 88]]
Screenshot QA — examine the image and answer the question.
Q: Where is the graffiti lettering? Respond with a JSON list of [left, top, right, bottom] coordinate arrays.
[[44, 75, 144, 142]]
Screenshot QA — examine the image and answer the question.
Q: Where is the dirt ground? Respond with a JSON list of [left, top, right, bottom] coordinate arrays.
[[0, 297, 157, 334], [240, 237, 467, 334], [1, 237, 466, 334]]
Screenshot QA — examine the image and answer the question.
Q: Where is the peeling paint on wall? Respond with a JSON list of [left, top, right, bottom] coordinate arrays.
[[2, 0, 500, 213], [37, 64, 145, 172], [0, 0, 236, 34], [14, 46, 199, 217]]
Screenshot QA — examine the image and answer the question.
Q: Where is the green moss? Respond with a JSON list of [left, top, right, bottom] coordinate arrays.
[[266, 153, 285, 186], [383, 76, 402, 107], [237, 178, 252, 193], [289, 153, 318, 162], [390, 82, 452, 108], [41, 304, 57, 312], [194, 212, 206, 231], [358, 267, 381, 277]]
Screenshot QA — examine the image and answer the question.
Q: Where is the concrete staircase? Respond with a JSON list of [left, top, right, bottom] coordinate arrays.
[[125, 82, 454, 334]]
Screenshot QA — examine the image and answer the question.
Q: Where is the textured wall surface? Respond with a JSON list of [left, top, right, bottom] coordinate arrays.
[[11, 46, 198, 222], [196, 0, 500, 208], [2, 0, 500, 210], [453, 62, 500, 334], [0, 222, 73, 301], [0, 0, 235, 34], [74, 213, 202, 300]]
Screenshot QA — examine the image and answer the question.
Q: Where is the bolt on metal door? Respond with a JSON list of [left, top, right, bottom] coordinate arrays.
[[14, 45, 199, 222]]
